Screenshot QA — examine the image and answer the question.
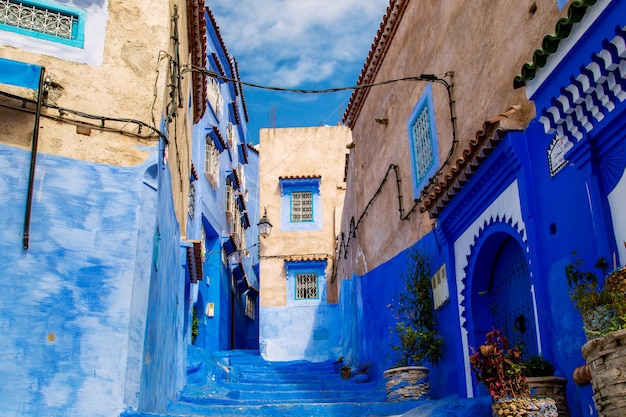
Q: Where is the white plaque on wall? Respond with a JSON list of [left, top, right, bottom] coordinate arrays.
[[548, 135, 574, 177]]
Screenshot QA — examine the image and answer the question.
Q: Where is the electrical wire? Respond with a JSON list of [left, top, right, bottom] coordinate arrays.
[[184, 64, 451, 94], [181, 64, 457, 265], [0, 90, 168, 143]]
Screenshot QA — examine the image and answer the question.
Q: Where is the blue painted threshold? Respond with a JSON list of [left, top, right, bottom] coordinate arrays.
[[122, 348, 491, 417]]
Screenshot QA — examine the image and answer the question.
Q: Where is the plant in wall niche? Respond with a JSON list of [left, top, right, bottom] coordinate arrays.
[[565, 252, 626, 339], [390, 248, 443, 367]]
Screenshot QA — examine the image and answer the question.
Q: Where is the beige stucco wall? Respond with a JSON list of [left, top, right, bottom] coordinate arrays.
[[259, 126, 352, 307], [337, 0, 574, 284], [0, 0, 195, 232]]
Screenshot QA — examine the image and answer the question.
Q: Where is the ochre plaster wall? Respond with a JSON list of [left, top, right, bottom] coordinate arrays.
[[338, 0, 573, 283], [0, 0, 195, 233], [259, 126, 352, 307]]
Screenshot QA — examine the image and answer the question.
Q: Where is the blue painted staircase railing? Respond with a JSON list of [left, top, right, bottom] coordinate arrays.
[[122, 347, 492, 417]]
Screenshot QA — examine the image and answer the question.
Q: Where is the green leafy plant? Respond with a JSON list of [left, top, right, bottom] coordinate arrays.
[[389, 248, 443, 367], [565, 253, 611, 313], [522, 355, 555, 378], [469, 328, 529, 400], [565, 252, 626, 337], [191, 307, 200, 344]]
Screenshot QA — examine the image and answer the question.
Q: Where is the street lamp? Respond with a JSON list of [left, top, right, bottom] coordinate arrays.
[[257, 207, 273, 238]]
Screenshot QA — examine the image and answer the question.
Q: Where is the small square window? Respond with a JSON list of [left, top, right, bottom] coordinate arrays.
[[296, 273, 318, 299], [291, 191, 313, 222]]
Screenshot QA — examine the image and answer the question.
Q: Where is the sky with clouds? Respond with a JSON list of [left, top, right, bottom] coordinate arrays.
[[210, 0, 390, 144]]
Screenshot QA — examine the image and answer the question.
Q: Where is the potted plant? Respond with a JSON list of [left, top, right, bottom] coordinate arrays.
[[565, 251, 626, 416], [564, 254, 624, 339], [523, 355, 569, 417], [384, 248, 443, 401], [339, 364, 351, 380], [469, 329, 557, 416]]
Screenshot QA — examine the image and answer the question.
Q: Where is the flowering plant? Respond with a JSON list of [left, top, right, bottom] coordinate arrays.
[[469, 328, 529, 400]]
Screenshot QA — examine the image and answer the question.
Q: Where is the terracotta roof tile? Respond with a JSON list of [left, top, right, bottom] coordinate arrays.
[[343, 0, 409, 128], [278, 175, 322, 180], [205, 7, 239, 96], [233, 58, 250, 123], [246, 142, 259, 154], [209, 124, 227, 150], [284, 256, 328, 263], [188, 0, 207, 123], [186, 240, 204, 283], [420, 107, 522, 217], [211, 52, 226, 77]]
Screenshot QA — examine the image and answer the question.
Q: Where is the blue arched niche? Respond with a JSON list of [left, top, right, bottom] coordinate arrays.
[[464, 219, 539, 369]]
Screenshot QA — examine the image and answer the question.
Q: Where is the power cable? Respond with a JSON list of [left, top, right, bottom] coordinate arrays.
[[184, 64, 451, 94]]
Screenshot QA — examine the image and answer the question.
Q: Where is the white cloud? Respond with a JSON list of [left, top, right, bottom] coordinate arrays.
[[209, 0, 389, 87]]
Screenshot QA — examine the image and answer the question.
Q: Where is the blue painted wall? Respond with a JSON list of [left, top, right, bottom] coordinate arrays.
[[137, 143, 187, 413], [339, 233, 464, 397], [0, 144, 170, 416], [261, 304, 342, 362]]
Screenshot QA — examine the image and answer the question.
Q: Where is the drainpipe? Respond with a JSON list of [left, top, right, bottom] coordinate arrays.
[[23, 67, 46, 250]]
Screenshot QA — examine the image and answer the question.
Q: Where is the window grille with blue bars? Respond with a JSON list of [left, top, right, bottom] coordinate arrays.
[[407, 84, 439, 197], [279, 177, 322, 231], [0, 0, 86, 48], [284, 259, 327, 305]]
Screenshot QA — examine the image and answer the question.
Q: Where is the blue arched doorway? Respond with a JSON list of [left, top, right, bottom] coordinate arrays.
[[468, 230, 539, 362]]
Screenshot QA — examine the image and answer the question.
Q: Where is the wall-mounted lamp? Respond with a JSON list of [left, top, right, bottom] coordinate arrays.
[[375, 118, 388, 125], [257, 207, 273, 238]]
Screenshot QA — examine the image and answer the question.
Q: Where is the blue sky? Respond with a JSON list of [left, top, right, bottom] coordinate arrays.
[[210, 0, 390, 144]]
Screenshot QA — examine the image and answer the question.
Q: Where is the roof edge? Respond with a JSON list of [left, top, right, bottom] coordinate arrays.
[[513, 0, 598, 89]]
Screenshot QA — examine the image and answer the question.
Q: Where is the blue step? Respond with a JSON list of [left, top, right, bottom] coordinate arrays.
[[121, 397, 493, 417], [121, 349, 492, 417], [167, 399, 423, 417]]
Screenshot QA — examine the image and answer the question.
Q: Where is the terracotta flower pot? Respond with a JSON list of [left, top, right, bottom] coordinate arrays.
[[572, 364, 592, 386]]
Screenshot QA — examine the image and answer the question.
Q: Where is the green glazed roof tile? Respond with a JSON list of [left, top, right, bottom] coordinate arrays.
[[514, 0, 598, 89]]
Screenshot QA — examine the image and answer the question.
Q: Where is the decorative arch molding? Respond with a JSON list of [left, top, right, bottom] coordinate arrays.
[[459, 215, 529, 332], [451, 180, 528, 397]]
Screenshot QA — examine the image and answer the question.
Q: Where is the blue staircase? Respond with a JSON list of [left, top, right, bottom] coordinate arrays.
[[124, 348, 423, 417], [122, 348, 492, 417]]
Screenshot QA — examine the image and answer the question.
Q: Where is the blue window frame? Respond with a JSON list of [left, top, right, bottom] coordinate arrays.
[[407, 84, 440, 197], [0, 0, 86, 48], [284, 259, 327, 306], [279, 177, 322, 231]]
